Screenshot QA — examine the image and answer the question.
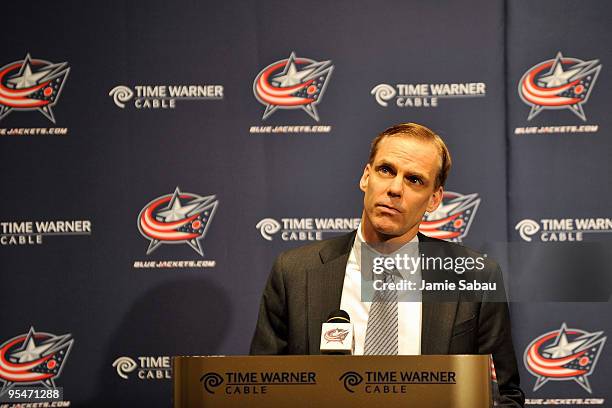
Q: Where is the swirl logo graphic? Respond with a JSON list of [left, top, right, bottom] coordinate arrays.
[[138, 187, 219, 256], [0, 327, 74, 396], [339, 371, 363, 393], [253, 52, 333, 121], [109, 85, 134, 108], [420, 191, 481, 242], [324, 328, 349, 344], [200, 372, 224, 394], [519, 52, 601, 121], [524, 323, 606, 393], [0, 54, 70, 123], [370, 84, 396, 107], [255, 218, 281, 241], [515, 219, 540, 242], [112, 357, 137, 379]]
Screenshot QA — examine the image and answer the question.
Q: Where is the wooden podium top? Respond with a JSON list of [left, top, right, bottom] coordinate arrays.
[[173, 355, 492, 408]]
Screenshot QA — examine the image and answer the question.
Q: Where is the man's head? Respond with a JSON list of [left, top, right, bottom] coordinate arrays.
[[359, 123, 452, 244]]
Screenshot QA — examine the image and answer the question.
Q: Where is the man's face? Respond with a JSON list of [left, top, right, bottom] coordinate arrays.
[[360, 136, 443, 243]]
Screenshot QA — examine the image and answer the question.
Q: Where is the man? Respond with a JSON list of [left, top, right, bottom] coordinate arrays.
[[250, 123, 524, 406]]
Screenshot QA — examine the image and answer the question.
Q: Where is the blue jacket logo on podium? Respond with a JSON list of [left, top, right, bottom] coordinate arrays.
[[519, 52, 601, 122], [419, 191, 481, 242], [0, 54, 70, 124], [524, 323, 606, 393], [137, 187, 219, 256], [252, 52, 333, 123], [0, 327, 74, 396]]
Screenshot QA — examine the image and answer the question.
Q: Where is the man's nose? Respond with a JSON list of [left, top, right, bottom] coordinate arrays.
[[387, 175, 403, 197]]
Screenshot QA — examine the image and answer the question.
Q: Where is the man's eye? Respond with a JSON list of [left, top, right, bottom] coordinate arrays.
[[378, 166, 392, 175], [408, 176, 423, 185]]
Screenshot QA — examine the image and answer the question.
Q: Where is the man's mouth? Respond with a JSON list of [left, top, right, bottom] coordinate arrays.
[[376, 204, 401, 213]]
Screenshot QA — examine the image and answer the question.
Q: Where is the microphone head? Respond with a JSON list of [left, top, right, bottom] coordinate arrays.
[[326, 309, 350, 324], [321, 310, 353, 355]]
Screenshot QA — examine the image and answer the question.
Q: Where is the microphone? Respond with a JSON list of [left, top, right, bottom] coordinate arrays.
[[320, 310, 354, 355]]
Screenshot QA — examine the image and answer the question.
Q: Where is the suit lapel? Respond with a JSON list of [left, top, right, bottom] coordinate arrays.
[[419, 233, 459, 355], [307, 232, 356, 354]]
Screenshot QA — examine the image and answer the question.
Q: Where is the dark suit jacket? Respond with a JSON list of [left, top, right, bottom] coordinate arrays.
[[250, 231, 524, 407]]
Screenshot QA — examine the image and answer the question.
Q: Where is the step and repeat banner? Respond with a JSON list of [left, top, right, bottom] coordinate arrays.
[[1, 0, 610, 406]]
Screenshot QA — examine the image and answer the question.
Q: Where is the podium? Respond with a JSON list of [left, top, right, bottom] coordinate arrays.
[[173, 355, 492, 407]]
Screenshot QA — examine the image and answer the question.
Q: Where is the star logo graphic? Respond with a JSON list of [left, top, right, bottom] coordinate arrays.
[[11, 336, 55, 363], [138, 187, 219, 256], [518, 52, 601, 121], [253, 52, 334, 121], [420, 192, 481, 242], [524, 323, 606, 393], [0, 54, 70, 123], [0, 327, 74, 396], [537, 60, 584, 88]]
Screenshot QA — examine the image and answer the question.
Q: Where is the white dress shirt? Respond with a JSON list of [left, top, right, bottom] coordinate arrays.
[[340, 227, 422, 355]]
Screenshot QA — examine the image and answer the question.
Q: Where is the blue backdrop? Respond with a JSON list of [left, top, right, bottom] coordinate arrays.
[[1, 0, 610, 406]]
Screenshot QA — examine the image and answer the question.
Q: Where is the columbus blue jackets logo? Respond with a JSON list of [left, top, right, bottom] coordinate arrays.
[[0, 54, 70, 123], [524, 323, 606, 393], [519, 52, 601, 121], [420, 192, 480, 242], [0, 327, 73, 396], [253, 52, 333, 121], [324, 328, 350, 344], [138, 187, 218, 256]]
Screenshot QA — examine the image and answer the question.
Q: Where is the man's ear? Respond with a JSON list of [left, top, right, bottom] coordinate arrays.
[[427, 186, 443, 212], [359, 164, 371, 193]]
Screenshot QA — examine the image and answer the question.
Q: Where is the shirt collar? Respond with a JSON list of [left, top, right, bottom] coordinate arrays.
[[354, 225, 420, 280]]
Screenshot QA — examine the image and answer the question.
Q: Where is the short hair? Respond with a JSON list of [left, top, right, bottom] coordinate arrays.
[[368, 123, 452, 188]]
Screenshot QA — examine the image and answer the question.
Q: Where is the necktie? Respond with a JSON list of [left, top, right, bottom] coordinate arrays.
[[364, 268, 399, 355]]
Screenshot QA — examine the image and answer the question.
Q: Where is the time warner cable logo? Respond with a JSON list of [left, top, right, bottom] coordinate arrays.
[[109, 83, 223, 109], [112, 356, 171, 380], [256, 193, 479, 243], [515, 217, 612, 242], [256, 217, 360, 241], [371, 82, 485, 108]]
